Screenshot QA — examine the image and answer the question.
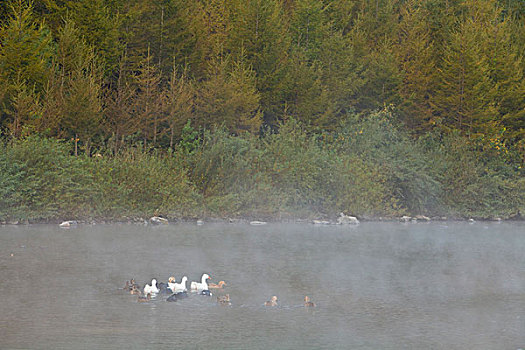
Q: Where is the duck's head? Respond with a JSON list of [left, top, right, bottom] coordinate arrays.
[[202, 273, 211, 280], [218, 281, 226, 287], [271, 296, 278, 302], [181, 276, 188, 283], [168, 276, 176, 283], [304, 296, 310, 302], [151, 279, 157, 286]]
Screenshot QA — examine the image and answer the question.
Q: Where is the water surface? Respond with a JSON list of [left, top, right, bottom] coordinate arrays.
[[1, 222, 524, 349]]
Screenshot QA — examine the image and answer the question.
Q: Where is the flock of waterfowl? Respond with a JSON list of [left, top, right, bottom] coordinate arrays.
[[122, 274, 316, 308]]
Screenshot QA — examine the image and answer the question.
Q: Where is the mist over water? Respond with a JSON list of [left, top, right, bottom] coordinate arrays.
[[1, 222, 524, 349]]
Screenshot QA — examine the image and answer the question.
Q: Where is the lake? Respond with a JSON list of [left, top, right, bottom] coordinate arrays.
[[1, 222, 524, 349]]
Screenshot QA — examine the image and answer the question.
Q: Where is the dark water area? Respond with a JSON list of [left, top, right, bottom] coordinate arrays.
[[0, 222, 524, 349]]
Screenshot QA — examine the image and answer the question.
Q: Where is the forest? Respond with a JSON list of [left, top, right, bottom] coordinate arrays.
[[0, 0, 524, 222]]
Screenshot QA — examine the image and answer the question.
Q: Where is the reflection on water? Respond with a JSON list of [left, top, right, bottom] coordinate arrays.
[[0, 222, 524, 349]]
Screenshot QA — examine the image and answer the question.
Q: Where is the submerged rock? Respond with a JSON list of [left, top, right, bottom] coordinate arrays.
[[149, 216, 168, 225], [313, 220, 331, 225], [337, 213, 359, 225], [250, 221, 267, 225]]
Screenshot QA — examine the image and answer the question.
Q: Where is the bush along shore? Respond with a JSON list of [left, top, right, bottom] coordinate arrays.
[[1, 112, 524, 225]]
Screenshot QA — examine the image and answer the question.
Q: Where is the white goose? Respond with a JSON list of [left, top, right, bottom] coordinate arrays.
[[169, 276, 188, 293], [190, 273, 211, 291], [144, 279, 159, 295]]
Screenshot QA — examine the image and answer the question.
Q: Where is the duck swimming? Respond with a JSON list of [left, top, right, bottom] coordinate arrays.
[[217, 294, 231, 306], [169, 276, 188, 293], [304, 296, 316, 307], [166, 291, 188, 302], [130, 285, 142, 295], [158, 281, 171, 294], [208, 281, 226, 289], [138, 293, 152, 302], [167, 276, 176, 291], [123, 279, 139, 291], [264, 296, 278, 307], [190, 274, 211, 291], [144, 279, 159, 295]]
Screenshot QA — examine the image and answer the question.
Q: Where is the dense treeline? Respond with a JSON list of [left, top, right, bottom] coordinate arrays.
[[1, 0, 524, 146], [0, 0, 524, 221]]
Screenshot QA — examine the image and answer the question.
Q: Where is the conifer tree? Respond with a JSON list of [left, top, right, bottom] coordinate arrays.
[[164, 65, 194, 148], [133, 48, 163, 146], [346, 0, 402, 112], [43, 20, 102, 154], [278, 50, 333, 128], [6, 77, 41, 138], [103, 57, 137, 153], [194, 54, 261, 134], [0, 0, 51, 134], [225, 0, 290, 127], [289, 0, 326, 61], [481, 1, 525, 141], [433, 7, 497, 137], [66, 0, 122, 81], [117, 0, 198, 79], [395, 0, 437, 133]]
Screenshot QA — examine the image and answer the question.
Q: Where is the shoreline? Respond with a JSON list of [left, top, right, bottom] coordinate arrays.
[[2, 214, 522, 226]]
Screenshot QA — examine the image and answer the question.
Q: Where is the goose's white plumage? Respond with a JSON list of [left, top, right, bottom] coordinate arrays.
[[169, 276, 188, 293], [190, 274, 211, 291], [144, 279, 159, 295]]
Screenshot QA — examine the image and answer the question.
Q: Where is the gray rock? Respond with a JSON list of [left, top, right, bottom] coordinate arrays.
[[313, 220, 331, 225], [400, 216, 412, 222], [415, 215, 431, 221], [149, 216, 169, 225], [337, 213, 359, 225], [59, 220, 77, 227], [250, 221, 267, 225]]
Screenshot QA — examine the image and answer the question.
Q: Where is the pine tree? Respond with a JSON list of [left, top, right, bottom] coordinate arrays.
[[164, 64, 194, 148], [395, 0, 437, 133], [133, 48, 163, 146], [277, 50, 333, 128], [225, 0, 290, 127], [433, 6, 498, 137], [103, 56, 137, 153], [0, 0, 52, 134], [346, 0, 402, 113], [42, 20, 102, 154], [117, 0, 198, 79], [66, 0, 122, 81], [289, 0, 327, 61], [481, 1, 525, 141], [6, 77, 41, 138], [194, 54, 261, 134]]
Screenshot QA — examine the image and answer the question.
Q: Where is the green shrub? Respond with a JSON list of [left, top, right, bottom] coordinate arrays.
[[1, 113, 522, 221], [332, 109, 440, 215], [425, 132, 524, 218], [0, 137, 199, 221]]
